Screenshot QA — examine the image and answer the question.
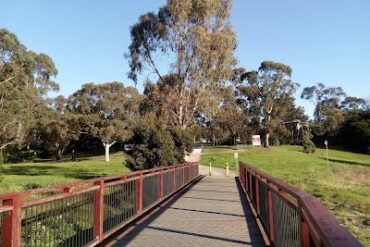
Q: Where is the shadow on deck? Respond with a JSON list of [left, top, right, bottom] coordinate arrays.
[[102, 176, 264, 247]]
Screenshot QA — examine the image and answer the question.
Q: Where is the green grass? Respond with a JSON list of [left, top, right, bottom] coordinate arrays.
[[0, 151, 130, 193], [200, 145, 370, 246]]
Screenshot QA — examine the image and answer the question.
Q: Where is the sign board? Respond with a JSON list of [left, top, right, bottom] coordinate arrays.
[[234, 152, 238, 159], [252, 135, 261, 146]]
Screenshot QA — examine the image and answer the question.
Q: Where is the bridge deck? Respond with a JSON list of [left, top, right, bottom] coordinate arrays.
[[104, 177, 264, 247]]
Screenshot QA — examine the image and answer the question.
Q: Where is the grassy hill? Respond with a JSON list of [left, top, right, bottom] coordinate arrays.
[[200, 145, 370, 246], [0, 151, 130, 193]]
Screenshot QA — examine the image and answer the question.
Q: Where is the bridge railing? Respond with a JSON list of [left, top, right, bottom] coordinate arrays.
[[239, 162, 361, 247], [0, 162, 199, 247]]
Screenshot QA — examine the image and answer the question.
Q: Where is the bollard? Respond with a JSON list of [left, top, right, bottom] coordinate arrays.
[[209, 162, 212, 176], [226, 162, 229, 176]]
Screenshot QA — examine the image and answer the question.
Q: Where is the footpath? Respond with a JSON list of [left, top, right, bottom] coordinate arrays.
[[185, 147, 237, 177]]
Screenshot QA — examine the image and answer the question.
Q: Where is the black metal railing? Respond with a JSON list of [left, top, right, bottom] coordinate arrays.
[[21, 190, 95, 247], [0, 162, 199, 247], [103, 179, 136, 234], [142, 174, 160, 210]]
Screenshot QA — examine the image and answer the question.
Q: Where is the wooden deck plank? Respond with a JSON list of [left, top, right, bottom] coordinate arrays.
[[104, 177, 264, 247]]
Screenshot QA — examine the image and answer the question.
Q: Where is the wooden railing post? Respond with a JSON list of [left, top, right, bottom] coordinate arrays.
[[256, 178, 260, 214], [249, 172, 253, 199], [3, 196, 21, 247], [160, 168, 164, 200], [94, 180, 104, 242], [245, 169, 248, 191], [136, 173, 143, 213], [267, 187, 275, 244], [301, 219, 310, 247], [173, 168, 176, 192], [182, 165, 185, 186]]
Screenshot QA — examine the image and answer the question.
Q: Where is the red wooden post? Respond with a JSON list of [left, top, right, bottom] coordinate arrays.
[[182, 165, 185, 186], [301, 217, 310, 247], [173, 168, 176, 192], [249, 172, 253, 199], [268, 188, 275, 243], [63, 186, 72, 193], [160, 168, 164, 200], [2, 196, 21, 247], [94, 180, 104, 242], [256, 178, 260, 214], [244, 168, 248, 190], [136, 173, 143, 212]]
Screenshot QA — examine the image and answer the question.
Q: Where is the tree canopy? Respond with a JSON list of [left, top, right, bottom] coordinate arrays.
[[237, 61, 299, 147], [67, 82, 141, 161], [0, 28, 59, 151], [128, 0, 237, 129]]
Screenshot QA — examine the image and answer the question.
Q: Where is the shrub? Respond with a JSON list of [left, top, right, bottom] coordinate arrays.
[[302, 131, 316, 153], [126, 114, 192, 170]]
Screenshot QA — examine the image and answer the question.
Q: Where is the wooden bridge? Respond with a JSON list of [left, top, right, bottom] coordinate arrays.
[[0, 163, 362, 247], [104, 176, 263, 246]]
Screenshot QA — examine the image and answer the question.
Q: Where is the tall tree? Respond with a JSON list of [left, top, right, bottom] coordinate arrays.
[[238, 61, 298, 147], [300, 83, 365, 139], [26, 96, 79, 160], [301, 83, 346, 123], [214, 87, 248, 145], [67, 82, 140, 162], [0, 28, 58, 151], [340, 96, 366, 110], [127, 0, 237, 129]]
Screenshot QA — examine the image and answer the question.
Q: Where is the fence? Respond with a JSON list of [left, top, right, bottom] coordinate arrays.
[[238, 162, 362, 247], [0, 162, 199, 247]]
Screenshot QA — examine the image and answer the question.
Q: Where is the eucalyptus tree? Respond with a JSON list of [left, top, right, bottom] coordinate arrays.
[[301, 83, 347, 123], [0, 28, 59, 152], [67, 82, 140, 162], [238, 61, 298, 147], [25, 96, 80, 160], [300, 83, 365, 138], [340, 96, 366, 110], [127, 0, 237, 129]]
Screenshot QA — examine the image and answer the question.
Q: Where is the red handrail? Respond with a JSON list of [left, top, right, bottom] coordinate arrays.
[[0, 162, 200, 247], [239, 161, 362, 247]]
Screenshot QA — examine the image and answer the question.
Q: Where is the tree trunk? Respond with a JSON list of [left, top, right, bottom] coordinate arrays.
[[104, 144, 110, 162], [104, 142, 116, 162], [264, 133, 270, 148], [56, 150, 62, 161]]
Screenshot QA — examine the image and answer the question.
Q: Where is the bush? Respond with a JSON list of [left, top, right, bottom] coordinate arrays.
[[126, 114, 193, 170], [302, 131, 316, 153]]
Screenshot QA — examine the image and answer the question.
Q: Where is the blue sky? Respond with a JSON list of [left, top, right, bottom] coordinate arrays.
[[2, 0, 370, 118]]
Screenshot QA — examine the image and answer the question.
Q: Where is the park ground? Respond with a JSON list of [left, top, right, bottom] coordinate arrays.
[[0, 152, 130, 193], [0, 145, 369, 245], [200, 145, 370, 246]]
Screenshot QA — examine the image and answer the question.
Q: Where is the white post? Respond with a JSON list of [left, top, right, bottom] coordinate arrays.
[[226, 163, 229, 177], [209, 162, 212, 176]]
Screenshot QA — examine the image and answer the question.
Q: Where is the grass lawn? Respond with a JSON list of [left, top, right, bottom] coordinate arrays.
[[200, 145, 370, 246], [0, 151, 130, 194]]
